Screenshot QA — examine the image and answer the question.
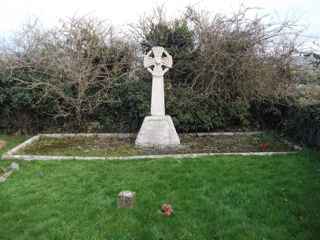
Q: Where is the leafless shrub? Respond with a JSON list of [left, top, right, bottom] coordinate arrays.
[[185, 6, 303, 101], [0, 6, 306, 132], [132, 6, 303, 102], [2, 16, 135, 130]]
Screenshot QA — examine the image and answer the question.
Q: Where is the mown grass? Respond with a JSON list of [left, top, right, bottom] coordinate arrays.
[[0, 135, 320, 240]]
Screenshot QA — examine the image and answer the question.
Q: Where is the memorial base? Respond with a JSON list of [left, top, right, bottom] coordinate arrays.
[[135, 115, 180, 147]]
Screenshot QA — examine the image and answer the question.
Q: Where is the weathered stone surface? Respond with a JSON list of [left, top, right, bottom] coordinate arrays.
[[118, 191, 136, 208], [135, 115, 180, 147]]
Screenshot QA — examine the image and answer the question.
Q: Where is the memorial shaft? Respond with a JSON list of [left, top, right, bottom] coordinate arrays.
[[151, 75, 165, 116]]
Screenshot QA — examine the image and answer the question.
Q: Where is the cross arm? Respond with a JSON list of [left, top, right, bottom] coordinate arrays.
[[143, 50, 155, 68], [161, 49, 173, 68]]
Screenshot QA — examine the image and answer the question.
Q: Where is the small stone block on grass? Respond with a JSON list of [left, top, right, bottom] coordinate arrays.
[[117, 191, 136, 208]]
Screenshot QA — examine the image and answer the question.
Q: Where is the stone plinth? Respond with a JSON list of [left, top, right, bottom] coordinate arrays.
[[135, 115, 180, 147]]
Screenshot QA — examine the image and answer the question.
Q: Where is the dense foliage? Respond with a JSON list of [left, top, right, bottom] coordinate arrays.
[[286, 104, 320, 147], [251, 98, 320, 148], [0, 7, 302, 133]]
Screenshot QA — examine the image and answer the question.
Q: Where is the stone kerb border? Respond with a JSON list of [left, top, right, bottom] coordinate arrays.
[[2, 132, 301, 161]]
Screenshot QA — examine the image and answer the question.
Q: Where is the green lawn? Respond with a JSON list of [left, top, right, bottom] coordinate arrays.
[[0, 135, 320, 240]]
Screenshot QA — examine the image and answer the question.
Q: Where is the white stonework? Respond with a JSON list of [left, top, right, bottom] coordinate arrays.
[[2, 132, 299, 161], [135, 46, 180, 147], [135, 116, 180, 147]]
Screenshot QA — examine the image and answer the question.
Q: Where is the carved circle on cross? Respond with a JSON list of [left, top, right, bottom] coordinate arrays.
[[143, 46, 173, 77]]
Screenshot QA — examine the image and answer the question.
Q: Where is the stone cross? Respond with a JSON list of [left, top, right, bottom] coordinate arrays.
[[144, 46, 173, 116], [135, 46, 180, 147]]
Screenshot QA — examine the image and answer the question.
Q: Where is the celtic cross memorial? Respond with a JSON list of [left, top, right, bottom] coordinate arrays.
[[135, 46, 180, 146]]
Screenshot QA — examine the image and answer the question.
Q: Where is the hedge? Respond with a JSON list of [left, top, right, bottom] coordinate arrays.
[[251, 98, 320, 148]]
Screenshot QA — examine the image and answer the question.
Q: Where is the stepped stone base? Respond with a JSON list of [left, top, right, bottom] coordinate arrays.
[[135, 115, 180, 147]]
